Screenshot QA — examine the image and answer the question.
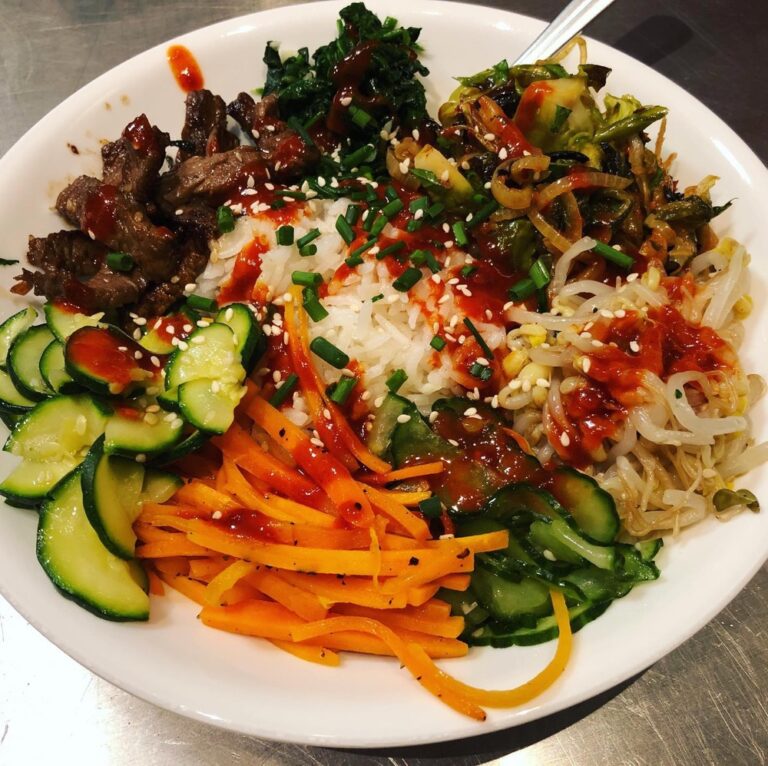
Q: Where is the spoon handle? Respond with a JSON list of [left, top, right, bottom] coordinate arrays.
[[512, 0, 616, 65]]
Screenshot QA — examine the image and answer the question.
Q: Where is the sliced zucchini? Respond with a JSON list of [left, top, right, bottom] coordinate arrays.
[[141, 468, 182, 503], [178, 378, 244, 435], [367, 393, 410, 456], [36, 470, 149, 620], [215, 303, 265, 370], [104, 406, 184, 458], [44, 300, 103, 342], [5, 394, 107, 462], [0, 307, 38, 367], [81, 437, 146, 559], [0, 457, 77, 507], [154, 429, 208, 465], [65, 325, 159, 396], [165, 322, 245, 389], [8, 325, 55, 400], [39, 340, 80, 394], [157, 386, 181, 413], [550, 466, 620, 543], [0, 369, 36, 413]]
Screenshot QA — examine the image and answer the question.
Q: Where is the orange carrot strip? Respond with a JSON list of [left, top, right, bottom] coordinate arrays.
[[381, 551, 475, 595], [248, 396, 374, 527], [151, 556, 190, 578], [269, 640, 340, 667], [422, 530, 508, 553], [137, 503, 203, 523], [187, 557, 231, 581], [331, 604, 465, 639], [375, 490, 432, 507], [246, 570, 328, 622], [359, 461, 444, 485], [401, 599, 452, 620], [136, 539, 211, 558], [134, 523, 185, 544], [204, 560, 258, 606], [435, 573, 472, 591], [158, 573, 208, 605], [407, 583, 441, 607], [146, 568, 165, 596], [173, 482, 239, 515], [277, 572, 410, 610], [362, 485, 430, 541], [502, 427, 532, 453]]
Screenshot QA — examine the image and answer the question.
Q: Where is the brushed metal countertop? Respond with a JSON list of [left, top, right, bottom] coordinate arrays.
[[0, 1, 766, 764]]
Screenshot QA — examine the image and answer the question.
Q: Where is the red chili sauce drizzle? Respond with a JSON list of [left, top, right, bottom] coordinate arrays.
[[550, 305, 736, 466], [217, 237, 269, 305], [167, 45, 204, 93], [151, 313, 195, 345], [123, 114, 161, 156], [83, 184, 118, 241], [327, 40, 382, 135]]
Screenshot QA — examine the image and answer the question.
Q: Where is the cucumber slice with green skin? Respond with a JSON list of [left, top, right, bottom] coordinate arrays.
[[39, 340, 80, 394], [550, 466, 620, 543], [8, 325, 55, 400], [483, 483, 570, 526], [178, 378, 244, 434], [157, 386, 181, 413], [528, 517, 584, 565], [0, 307, 37, 368], [140, 312, 197, 355], [165, 322, 245, 389], [215, 303, 264, 370], [367, 393, 410, 456], [65, 325, 160, 396], [530, 517, 616, 570], [141, 468, 182, 503], [471, 565, 552, 626], [5, 394, 107, 462], [81, 437, 146, 559], [36, 470, 149, 621], [0, 369, 36, 413], [0, 457, 77, 507], [104, 406, 184, 458], [44, 300, 103, 343], [154, 429, 208, 465], [635, 538, 663, 561], [0, 409, 21, 429]]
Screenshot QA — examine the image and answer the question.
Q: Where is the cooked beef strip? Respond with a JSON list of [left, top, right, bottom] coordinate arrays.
[[56, 175, 177, 283], [101, 114, 170, 202], [178, 90, 238, 161]]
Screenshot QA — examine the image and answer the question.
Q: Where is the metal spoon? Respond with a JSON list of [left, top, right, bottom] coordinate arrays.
[[513, 0, 617, 64]]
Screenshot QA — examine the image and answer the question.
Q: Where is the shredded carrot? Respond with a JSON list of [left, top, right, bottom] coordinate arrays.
[[204, 560, 258, 606], [136, 539, 211, 558], [502, 427, 532, 454], [146, 567, 165, 596], [359, 461, 444, 485], [270, 640, 340, 667], [247, 569, 328, 622], [362, 485, 430, 540]]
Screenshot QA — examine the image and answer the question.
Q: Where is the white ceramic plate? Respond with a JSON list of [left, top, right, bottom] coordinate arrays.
[[0, 0, 766, 748]]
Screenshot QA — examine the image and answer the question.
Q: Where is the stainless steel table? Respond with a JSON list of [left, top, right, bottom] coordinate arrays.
[[1, 1, 766, 764]]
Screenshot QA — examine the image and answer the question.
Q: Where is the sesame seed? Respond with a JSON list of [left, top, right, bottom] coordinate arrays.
[[485, 310, 493, 320], [444, 240, 454, 249], [440, 170, 450, 182], [399, 158, 411, 174], [483, 132, 496, 141], [498, 147, 508, 160], [464, 407, 477, 416], [184, 283, 196, 293], [374, 396, 385, 408], [212, 510, 223, 520], [414, 208, 424, 220], [475, 357, 489, 366], [491, 395, 499, 408], [560, 432, 571, 447], [339, 96, 352, 107], [283, 331, 289, 345], [429, 411, 439, 423], [323, 408, 332, 420], [536, 378, 551, 388], [599, 309, 614, 318], [583, 358, 592, 373], [503, 301, 514, 311], [211, 380, 221, 393], [191, 335, 206, 344], [438, 294, 450, 304], [442, 223, 451, 233], [509, 380, 522, 391], [396, 414, 411, 424], [448, 439, 460, 447], [465, 212, 473, 223], [431, 274, 442, 284], [591, 339, 604, 348], [177, 341, 189, 351], [521, 380, 531, 393], [629, 341, 640, 353], [412, 128, 420, 141], [361, 390, 371, 401], [132, 329, 142, 340], [626, 273, 639, 282], [150, 355, 160, 367], [134, 351, 143, 360], [310, 438, 325, 448]]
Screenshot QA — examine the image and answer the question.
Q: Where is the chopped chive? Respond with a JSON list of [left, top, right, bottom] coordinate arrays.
[[269, 373, 299, 407], [345, 204, 361, 225], [593, 241, 635, 269], [371, 293, 384, 303], [386, 369, 407, 393], [466, 199, 499, 229], [216, 205, 235, 233], [409, 196, 429, 213], [508, 276, 536, 300], [376, 241, 406, 260], [460, 265, 477, 279], [286, 115, 315, 146], [464, 317, 492, 357], [362, 209, 376, 232], [302, 288, 328, 322], [409, 249, 440, 273], [410, 250, 427, 266], [381, 198, 404, 218], [345, 253, 363, 267], [106, 251, 134, 272], [370, 214, 388, 237], [292, 271, 322, 288], [341, 143, 376, 169], [299, 244, 318, 257], [348, 104, 374, 128], [469, 361, 493, 381], [452, 221, 468, 247], [310, 337, 349, 369], [393, 267, 423, 292], [297, 229, 321, 249], [406, 218, 423, 233], [348, 237, 377, 262], [550, 105, 572, 133], [385, 186, 399, 202], [270, 199, 286, 210], [426, 202, 445, 219], [409, 168, 441, 187], [430, 335, 446, 351], [277, 190, 307, 200], [186, 294, 217, 312], [335, 215, 355, 244], [330, 375, 357, 404], [536, 287, 549, 313], [276, 225, 294, 246], [529, 258, 551, 289], [423, 251, 441, 274], [418, 496, 442, 518]]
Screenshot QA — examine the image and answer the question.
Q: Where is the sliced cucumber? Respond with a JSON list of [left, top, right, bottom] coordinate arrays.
[[367, 393, 410, 456], [39, 340, 79, 394], [635, 538, 663, 562], [215, 303, 264, 370], [0, 369, 36, 413], [550, 466, 620, 543], [0, 307, 38, 367], [0, 409, 21, 429], [44, 301, 103, 342], [165, 322, 245, 389], [178, 378, 244, 434], [154, 429, 208, 465], [141, 468, 182, 503], [8, 325, 55, 400], [36, 470, 149, 620], [104, 406, 184, 458], [530, 517, 615, 570], [0, 457, 77, 507], [157, 386, 181, 413], [81, 437, 146, 559], [483, 483, 569, 525], [528, 517, 584, 565], [5, 395, 107, 462], [471, 565, 552, 626]]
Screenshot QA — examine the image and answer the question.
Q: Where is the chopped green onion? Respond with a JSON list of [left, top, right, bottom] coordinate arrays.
[[463, 317, 492, 357], [276, 225, 294, 246], [385, 186, 399, 202], [381, 198, 404, 218], [277, 190, 307, 200], [186, 294, 217, 312], [393, 267, 423, 292], [410, 168, 441, 187], [271, 199, 286, 210], [345, 253, 363, 267], [410, 249, 441, 273], [536, 288, 549, 313], [292, 271, 322, 288], [362, 209, 377, 232], [335, 215, 356, 245], [386, 369, 407, 393], [418, 496, 442, 518], [367, 215, 386, 238], [341, 143, 376, 169], [371, 293, 384, 303], [529, 258, 551, 289], [426, 202, 445, 219], [430, 335, 446, 351], [310, 337, 349, 369], [106, 251, 134, 272], [550, 105, 572, 133], [508, 276, 536, 300], [216, 205, 235, 233], [409, 196, 429, 213], [423, 251, 441, 274], [297, 229, 321, 249], [348, 104, 374, 128], [299, 244, 318, 257], [330, 375, 357, 405], [460, 265, 477, 279], [268, 373, 299, 407], [452, 221, 468, 247], [348, 237, 377, 262], [466, 199, 499, 229], [410, 250, 427, 266], [286, 115, 314, 146], [302, 288, 328, 322], [375, 241, 406, 260], [469, 361, 493, 381], [592, 241, 635, 269], [406, 218, 423, 233], [345, 204, 361, 225]]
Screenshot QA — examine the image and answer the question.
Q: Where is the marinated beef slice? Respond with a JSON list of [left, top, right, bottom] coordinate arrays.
[[177, 90, 237, 161]]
